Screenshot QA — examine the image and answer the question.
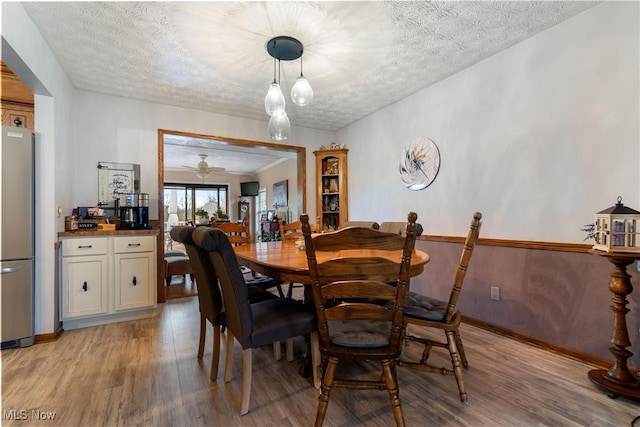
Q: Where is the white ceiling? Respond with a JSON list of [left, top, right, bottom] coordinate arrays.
[[22, 1, 597, 175]]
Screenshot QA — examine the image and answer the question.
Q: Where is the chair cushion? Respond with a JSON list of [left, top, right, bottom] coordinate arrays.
[[165, 249, 186, 257], [328, 320, 391, 348], [402, 291, 452, 321], [165, 256, 193, 276], [245, 275, 280, 290]]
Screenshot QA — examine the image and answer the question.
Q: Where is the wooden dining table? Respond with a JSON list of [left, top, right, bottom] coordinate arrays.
[[233, 240, 430, 286]]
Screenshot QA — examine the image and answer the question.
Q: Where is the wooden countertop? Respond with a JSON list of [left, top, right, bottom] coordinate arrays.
[[58, 228, 159, 238]]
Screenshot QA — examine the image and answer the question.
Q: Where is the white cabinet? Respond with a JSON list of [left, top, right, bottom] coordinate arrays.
[[64, 255, 108, 317], [113, 236, 155, 311], [60, 234, 157, 330]]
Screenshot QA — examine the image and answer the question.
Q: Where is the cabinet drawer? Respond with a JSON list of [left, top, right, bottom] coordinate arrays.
[[62, 237, 108, 256], [113, 235, 155, 253]]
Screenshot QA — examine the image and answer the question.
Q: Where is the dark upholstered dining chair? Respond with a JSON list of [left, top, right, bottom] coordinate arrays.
[[169, 226, 277, 381], [301, 212, 418, 427], [398, 212, 482, 403], [192, 227, 319, 415]]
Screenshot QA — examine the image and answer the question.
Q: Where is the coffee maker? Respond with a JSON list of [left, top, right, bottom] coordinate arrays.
[[118, 193, 150, 229]]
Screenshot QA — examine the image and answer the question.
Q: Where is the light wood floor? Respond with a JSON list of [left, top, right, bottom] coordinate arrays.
[[2, 295, 638, 426]]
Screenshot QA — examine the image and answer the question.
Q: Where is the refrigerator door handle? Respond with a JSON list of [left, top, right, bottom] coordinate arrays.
[[1, 267, 21, 274]]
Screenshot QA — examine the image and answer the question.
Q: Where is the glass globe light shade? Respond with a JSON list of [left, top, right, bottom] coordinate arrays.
[[291, 75, 313, 106], [265, 82, 286, 116], [269, 110, 290, 141]]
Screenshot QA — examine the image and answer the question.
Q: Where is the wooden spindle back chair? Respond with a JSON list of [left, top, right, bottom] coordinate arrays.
[[301, 212, 418, 427], [398, 212, 482, 402]]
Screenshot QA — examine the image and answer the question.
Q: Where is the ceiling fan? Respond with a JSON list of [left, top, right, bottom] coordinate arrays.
[[181, 154, 226, 181]]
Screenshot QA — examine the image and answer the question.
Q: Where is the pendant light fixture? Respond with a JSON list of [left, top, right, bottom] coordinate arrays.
[[264, 36, 313, 141], [291, 56, 313, 107]]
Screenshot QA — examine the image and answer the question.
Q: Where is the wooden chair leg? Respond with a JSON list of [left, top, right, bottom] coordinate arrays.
[[286, 282, 294, 298], [224, 332, 235, 383], [240, 348, 252, 415], [315, 357, 338, 427], [382, 359, 405, 427], [286, 338, 294, 361], [310, 332, 320, 389], [446, 330, 467, 402], [211, 324, 221, 381], [273, 341, 282, 360], [454, 329, 468, 368], [197, 314, 206, 359]]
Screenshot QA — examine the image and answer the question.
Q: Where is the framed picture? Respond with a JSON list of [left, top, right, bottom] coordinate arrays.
[[260, 213, 268, 221], [273, 180, 288, 208], [97, 162, 140, 215], [267, 210, 275, 221]]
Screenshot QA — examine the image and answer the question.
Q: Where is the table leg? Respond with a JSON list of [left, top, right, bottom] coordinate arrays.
[[588, 256, 640, 400]]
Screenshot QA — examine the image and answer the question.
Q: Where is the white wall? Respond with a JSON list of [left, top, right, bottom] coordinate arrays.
[[72, 91, 332, 220], [338, 2, 639, 243], [256, 158, 298, 220]]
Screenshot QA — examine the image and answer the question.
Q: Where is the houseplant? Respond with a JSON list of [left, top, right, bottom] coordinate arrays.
[[195, 208, 209, 224], [215, 207, 228, 220]]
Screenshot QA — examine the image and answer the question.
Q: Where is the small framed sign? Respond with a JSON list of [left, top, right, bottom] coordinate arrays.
[[98, 162, 140, 207]]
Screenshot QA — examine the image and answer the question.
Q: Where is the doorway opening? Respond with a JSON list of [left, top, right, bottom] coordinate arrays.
[[156, 129, 307, 302]]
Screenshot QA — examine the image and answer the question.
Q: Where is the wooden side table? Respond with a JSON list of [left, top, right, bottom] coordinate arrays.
[[589, 250, 640, 400]]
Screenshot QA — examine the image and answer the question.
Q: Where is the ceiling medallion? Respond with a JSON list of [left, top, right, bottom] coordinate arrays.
[[399, 138, 441, 191]]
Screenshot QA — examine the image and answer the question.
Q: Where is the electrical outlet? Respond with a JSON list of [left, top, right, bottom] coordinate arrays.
[[490, 286, 500, 301]]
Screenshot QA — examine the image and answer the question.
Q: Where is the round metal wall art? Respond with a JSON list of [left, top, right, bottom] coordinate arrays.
[[398, 137, 441, 191]]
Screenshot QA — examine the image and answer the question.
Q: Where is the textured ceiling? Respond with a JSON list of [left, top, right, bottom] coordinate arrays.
[[21, 1, 597, 174]]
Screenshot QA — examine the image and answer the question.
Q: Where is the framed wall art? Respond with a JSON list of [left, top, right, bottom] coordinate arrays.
[[97, 162, 140, 209], [273, 179, 288, 207], [398, 137, 441, 191]]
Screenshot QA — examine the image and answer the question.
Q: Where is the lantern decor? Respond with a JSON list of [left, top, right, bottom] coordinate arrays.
[[592, 196, 640, 253]]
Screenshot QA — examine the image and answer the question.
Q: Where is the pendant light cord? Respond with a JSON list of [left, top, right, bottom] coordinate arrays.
[[272, 58, 277, 84]]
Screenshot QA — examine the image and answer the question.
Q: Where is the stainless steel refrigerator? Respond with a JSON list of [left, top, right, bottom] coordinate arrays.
[[1, 126, 35, 348]]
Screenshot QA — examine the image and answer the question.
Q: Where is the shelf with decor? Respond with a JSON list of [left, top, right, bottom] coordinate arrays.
[[314, 147, 348, 231]]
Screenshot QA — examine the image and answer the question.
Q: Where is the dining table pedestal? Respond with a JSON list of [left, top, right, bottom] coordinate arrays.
[[588, 250, 640, 401]]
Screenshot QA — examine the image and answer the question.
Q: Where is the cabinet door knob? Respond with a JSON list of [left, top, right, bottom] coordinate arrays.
[[132, 276, 137, 286], [82, 281, 88, 292]]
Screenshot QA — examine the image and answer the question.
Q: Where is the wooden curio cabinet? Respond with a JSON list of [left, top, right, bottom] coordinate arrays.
[[315, 148, 348, 230]]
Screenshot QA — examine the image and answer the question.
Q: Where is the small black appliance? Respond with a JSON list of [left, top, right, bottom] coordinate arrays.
[[118, 193, 151, 229]]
